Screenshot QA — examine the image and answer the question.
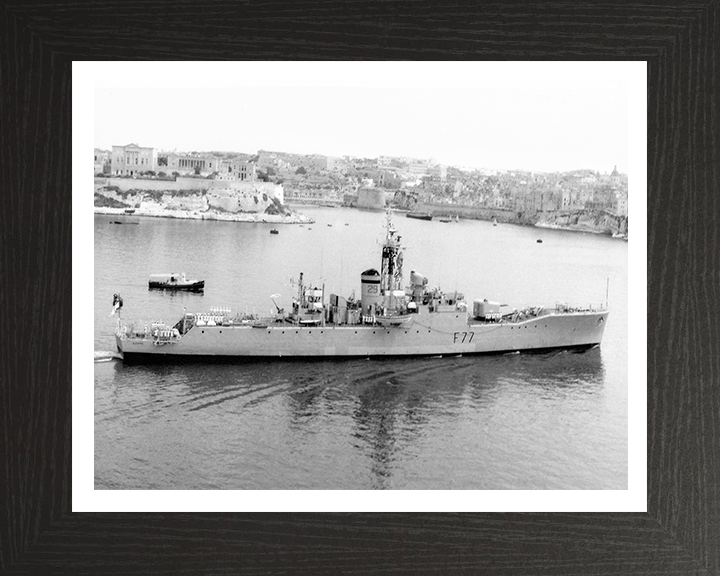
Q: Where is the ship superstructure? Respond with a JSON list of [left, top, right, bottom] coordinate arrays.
[[115, 213, 608, 361]]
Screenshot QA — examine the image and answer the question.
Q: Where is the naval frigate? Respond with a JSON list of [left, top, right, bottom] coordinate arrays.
[[115, 213, 608, 362]]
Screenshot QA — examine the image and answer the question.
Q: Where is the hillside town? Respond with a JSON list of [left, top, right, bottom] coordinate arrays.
[[94, 144, 629, 236]]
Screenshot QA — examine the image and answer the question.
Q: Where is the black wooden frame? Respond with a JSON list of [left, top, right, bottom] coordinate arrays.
[[2, 1, 718, 574]]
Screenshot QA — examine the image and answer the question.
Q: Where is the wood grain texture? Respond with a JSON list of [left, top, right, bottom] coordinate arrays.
[[1, 1, 718, 574]]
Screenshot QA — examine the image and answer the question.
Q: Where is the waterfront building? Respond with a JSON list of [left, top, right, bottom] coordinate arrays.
[[217, 158, 256, 181], [614, 191, 628, 216], [111, 143, 157, 176], [357, 187, 389, 209], [94, 148, 110, 175], [164, 152, 220, 176]]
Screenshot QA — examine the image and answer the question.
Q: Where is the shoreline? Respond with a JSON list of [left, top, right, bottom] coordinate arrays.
[[94, 206, 315, 224]]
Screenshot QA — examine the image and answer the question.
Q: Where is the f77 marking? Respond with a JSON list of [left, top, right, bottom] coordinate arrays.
[[453, 331, 475, 344]]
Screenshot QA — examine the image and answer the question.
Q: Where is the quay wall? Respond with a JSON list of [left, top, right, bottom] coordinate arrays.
[[416, 203, 519, 222], [415, 202, 627, 235]]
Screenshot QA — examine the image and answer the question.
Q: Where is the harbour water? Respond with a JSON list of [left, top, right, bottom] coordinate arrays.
[[94, 207, 628, 490]]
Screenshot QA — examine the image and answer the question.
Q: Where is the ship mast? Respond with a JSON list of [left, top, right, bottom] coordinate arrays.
[[380, 211, 404, 293]]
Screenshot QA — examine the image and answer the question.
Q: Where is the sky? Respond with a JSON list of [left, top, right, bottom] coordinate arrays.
[[94, 62, 637, 174]]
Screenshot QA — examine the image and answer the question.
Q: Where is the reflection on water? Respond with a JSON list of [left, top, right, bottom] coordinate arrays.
[[96, 347, 609, 489]]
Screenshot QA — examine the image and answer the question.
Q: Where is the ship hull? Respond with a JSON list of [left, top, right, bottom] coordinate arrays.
[[406, 212, 433, 221], [117, 310, 608, 362], [148, 280, 205, 291]]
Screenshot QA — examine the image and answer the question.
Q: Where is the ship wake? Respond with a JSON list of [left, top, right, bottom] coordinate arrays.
[[95, 350, 122, 362]]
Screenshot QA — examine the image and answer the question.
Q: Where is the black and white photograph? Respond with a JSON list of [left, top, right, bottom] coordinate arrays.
[[87, 62, 639, 496]]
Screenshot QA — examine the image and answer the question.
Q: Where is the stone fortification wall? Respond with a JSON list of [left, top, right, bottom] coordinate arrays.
[[416, 202, 627, 235], [94, 176, 282, 200], [357, 188, 389, 210], [94, 177, 284, 214], [95, 178, 285, 213], [416, 202, 517, 222]]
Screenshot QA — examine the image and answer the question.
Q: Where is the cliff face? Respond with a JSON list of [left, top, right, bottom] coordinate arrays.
[[94, 184, 290, 216]]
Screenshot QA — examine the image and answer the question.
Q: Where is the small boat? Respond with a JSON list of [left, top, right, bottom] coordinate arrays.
[[375, 314, 413, 327], [406, 212, 433, 221], [270, 229, 279, 235], [536, 239, 543, 243], [438, 217, 452, 223], [124, 208, 136, 214], [327, 224, 333, 227], [149, 273, 204, 292]]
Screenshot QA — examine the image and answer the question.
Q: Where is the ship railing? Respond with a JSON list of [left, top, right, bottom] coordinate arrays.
[[152, 327, 181, 345], [554, 302, 607, 314]]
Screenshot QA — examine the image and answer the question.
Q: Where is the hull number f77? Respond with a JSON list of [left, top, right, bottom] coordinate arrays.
[[453, 332, 475, 344]]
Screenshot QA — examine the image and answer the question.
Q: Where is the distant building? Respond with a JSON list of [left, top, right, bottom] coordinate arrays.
[[614, 191, 628, 216], [326, 156, 347, 173], [94, 148, 110, 175], [406, 160, 430, 176], [377, 170, 401, 189], [357, 187, 388, 209], [217, 158, 256, 181], [164, 152, 220, 176], [426, 164, 447, 181], [111, 143, 157, 176]]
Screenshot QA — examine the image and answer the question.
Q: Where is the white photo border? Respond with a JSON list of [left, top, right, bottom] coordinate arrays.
[[74, 61, 646, 512]]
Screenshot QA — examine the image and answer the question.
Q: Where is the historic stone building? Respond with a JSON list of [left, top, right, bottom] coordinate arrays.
[[110, 143, 157, 176]]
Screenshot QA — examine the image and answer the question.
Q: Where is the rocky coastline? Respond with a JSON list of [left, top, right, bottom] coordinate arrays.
[[94, 206, 314, 224], [94, 180, 314, 224]]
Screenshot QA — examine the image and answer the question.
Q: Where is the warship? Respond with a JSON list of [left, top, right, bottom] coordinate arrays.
[[115, 214, 608, 362]]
